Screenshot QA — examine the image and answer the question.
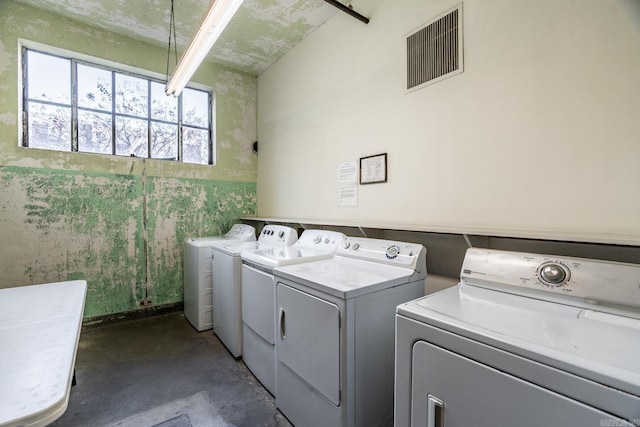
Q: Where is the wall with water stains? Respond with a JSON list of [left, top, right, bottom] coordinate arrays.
[[0, 1, 257, 318]]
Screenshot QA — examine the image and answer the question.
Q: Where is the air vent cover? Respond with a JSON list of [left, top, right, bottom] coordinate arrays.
[[406, 4, 463, 92]]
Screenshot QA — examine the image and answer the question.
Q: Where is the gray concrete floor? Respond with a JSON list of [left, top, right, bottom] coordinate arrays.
[[51, 312, 292, 427]]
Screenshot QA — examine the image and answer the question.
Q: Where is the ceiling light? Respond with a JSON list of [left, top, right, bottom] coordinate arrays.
[[165, 0, 244, 96]]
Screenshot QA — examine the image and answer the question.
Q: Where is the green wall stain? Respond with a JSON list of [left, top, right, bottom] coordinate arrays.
[[0, 165, 256, 318]]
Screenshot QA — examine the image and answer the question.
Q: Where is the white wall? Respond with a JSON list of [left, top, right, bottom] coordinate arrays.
[[257, 0, 640, 245]]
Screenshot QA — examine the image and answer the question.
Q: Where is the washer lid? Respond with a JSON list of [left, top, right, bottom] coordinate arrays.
[[212, 240, 261, 256], [240, 246, 335, 268], [275, 256, 417, 299], [240, 229, 345, 268], [397, 284, 640, 398], [184, 224, 256, 247]]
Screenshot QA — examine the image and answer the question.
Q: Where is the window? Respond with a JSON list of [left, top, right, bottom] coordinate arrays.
[[22, 47, 213, 165]]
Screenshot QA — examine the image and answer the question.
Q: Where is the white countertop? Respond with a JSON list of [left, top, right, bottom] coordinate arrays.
[[0, 280, 87, 427]]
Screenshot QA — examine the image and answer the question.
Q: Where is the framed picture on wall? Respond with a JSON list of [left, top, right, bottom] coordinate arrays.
[[359, 153, 387, 184]]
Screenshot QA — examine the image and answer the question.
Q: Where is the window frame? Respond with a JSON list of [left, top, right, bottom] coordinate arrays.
[[19, 41, 215, 165]]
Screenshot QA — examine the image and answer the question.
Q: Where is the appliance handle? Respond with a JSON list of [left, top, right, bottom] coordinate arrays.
[[279, 307, 286, 339], [427, 394, 444, 427]]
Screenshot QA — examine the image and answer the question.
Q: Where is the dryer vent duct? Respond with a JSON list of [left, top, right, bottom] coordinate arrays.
[[406, 4, 464, 92], [323, 0, 369, 24]]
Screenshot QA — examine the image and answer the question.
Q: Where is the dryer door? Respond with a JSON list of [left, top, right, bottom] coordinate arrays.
[[411, 341, 633, 427], [277, 283, 340, 405], [242, 264, 276, 344]]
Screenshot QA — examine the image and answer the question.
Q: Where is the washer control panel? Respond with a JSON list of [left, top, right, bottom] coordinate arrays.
[[225, 224, 256, 240], [461, 248, 640, 311], [337, 237, 426, 272], [294, 230, 344, 251], [258, 225, 298, 246]]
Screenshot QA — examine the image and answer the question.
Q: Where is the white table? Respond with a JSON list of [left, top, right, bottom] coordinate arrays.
[[0, 280, 87, 427]]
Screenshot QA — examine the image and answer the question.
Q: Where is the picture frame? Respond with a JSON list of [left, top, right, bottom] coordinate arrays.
[[359, 153, 387, 184]]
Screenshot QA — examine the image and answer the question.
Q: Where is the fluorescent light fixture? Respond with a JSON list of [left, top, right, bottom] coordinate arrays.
[[165, 0, 244, 96]]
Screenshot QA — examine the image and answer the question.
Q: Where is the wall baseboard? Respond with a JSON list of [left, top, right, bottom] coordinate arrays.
[[82, 302, 184, 328]]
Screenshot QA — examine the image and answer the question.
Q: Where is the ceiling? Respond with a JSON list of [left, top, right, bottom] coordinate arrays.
[[11, 0, 340, 75]]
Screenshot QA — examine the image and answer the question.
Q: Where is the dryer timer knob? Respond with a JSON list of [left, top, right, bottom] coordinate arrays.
[[539, 262, 569, 287], [386, 245, 400, 259]]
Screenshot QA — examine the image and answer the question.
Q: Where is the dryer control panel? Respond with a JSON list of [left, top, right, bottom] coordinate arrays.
[[338, 237, 427, 279], [461, 248, 640, 315]]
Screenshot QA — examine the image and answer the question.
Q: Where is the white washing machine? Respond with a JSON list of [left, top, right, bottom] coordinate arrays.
[[395, 248, 640, 427], [273, 237, 427, 427], [210, 224, 297, 358], [240, 229, 346, 395], [183, 224, 255, 331]]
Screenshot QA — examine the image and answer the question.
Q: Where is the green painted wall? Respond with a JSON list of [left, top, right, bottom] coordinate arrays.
[[0, 1, 257, 318]]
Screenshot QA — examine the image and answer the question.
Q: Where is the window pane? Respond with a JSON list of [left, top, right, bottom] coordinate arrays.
[[182, 88, 208, 127], [23, 48, 213, 163], [78, 110, 112, 154], [115, 73, 148, 117], [78, 64, 112, 112], [151, 81, 177, 122], [28, 102, 71, 150], [151, 122, 178, 160], [183, 127, 209, 164], [27, 51, 70, 104], [115, 116, 148, 157]]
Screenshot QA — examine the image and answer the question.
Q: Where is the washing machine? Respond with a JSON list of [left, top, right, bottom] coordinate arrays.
[[210, 224, 297, 358], [395, 248, 640, 427], [273, 237, 427, 427], [183, 224, 256, 331], [240, 229, 346, 395]]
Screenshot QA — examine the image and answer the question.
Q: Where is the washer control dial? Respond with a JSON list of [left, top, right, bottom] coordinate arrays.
[[313, 236, 322, 244], [343, 241, 351, 249], [352, 242, 360, 250], [386, 245, 400, 259], [538, 262, 570, 287]]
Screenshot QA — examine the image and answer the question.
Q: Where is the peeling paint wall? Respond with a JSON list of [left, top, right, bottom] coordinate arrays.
[[0, 1, 257, 318]]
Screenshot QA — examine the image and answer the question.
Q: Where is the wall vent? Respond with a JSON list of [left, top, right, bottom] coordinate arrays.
[[406, 4, 463, 92]]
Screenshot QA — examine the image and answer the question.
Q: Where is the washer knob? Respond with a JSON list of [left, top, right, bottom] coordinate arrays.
[[324, 238, 330, 244], [352, 242, 360, 250], [343, 241, 351, 249], [539, 263, 568, 286], [278, 231, 285, 238], [386, 245, 400, 259], [313, 236, 322, 244]]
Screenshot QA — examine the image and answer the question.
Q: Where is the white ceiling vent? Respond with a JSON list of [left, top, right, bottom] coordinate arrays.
[[406, 4, 463, 92]]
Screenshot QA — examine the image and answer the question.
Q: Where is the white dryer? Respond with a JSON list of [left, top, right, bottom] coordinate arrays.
[[240, 229, 345, 395], [273, 237, 427, 427], [395, 248, 640, 427], [183, 224, 255, 331], [211, 224, 298, 358]]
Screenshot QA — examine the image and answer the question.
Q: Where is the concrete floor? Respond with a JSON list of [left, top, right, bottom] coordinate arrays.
[[51, 312, 292, 427]]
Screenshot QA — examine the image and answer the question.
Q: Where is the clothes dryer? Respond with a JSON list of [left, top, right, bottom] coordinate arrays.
[[211, 224, 298, 358], [273, 237, 427, 427], [395, 248, 640, 427], [183, 224, 255, 331], [240, 229, 345, 395]]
